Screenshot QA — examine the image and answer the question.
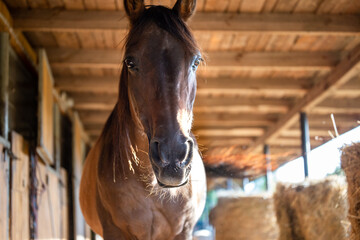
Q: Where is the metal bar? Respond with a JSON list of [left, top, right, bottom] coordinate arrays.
[[264, 144, 271, 190], [300, 112, 311, 178]]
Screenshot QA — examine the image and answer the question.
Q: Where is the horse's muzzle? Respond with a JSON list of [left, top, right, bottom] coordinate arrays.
[[149, 136, 193, 187]]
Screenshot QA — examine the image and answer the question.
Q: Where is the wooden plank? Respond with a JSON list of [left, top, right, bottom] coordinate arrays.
[[63, 0, 84, 10], [248, 44, 360, 152], [48, 0, 64, 8], [194, 128, 264, 137], [11, 132, 29, 240], [310, 97, 360, 114], [72, 113, 86, 239], [27, 0, 48, 8], [0, 0, 37, 71], [197, 77, 311, 96], [194, 100, 288, 114], [71, 92, 291, 112], [311, 107, 360, 115], [240, 0, 266, 13], [0, 143, 9, 240], [293, 0, 322, 13], [60, 168, 68, 239], [273, 0, 298, 12], [280, 129, 330, 138], [195, 96, 292, 108], [12, 10, 360, 36], [37, 49, 54, 164], [55, 75, 118, 93], [227, 0, 241, 12], [193, 119, 274, 129], [46, 48, 340, 70], [3, 0, 28, 8], [197, 137, 254, 147], [37, 163, 62, 239], [55, 75, 311, 96]]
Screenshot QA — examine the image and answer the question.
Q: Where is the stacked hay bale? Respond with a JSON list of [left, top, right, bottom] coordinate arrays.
[[274, 176, 349, 240], [341, 143, 360, 240], [210, 195, 279, 240]]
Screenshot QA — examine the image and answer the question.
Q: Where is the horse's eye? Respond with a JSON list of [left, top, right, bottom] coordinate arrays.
[[125, 59, 136, 69], [192, 57, 202, 70]]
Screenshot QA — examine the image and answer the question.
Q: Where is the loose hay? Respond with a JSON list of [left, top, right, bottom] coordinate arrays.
[[274, 176, 349, 240], [341, 143, 360, 240], [210, 195, 279, 240]]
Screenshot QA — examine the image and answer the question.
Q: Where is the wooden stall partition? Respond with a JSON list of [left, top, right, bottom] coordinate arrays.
[[73, 113, 87, 239], [60, 168, 69, 240], [0, 143, 9, 240], [37, 162, 62, 239], [10, 132, 29, 240], [37, 49, 54, 165]]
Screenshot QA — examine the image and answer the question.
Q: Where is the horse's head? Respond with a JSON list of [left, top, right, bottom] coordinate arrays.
[[122, 0, 200, 188]]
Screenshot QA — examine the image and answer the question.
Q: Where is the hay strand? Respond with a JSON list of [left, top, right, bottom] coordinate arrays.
[[341, 143, 360, 240], [274, 176, 349, 240]]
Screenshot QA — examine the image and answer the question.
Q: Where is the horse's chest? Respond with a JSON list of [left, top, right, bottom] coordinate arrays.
[[101, 179, 193, 239]]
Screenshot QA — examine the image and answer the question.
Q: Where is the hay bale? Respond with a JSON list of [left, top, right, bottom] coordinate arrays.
[[210, 195, 279, 240], [341, 143, 360, 240], [274, 176, 349, 240]]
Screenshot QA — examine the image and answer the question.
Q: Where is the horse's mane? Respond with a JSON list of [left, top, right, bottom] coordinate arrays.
[[100, 5, 199, 180], [126, 5, 200, 56]]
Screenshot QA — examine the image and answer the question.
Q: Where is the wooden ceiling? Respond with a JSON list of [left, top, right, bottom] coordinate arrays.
[[4, 0, 360, 178]]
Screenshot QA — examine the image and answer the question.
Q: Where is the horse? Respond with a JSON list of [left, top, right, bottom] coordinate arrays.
[[79, 0, 207, 239]]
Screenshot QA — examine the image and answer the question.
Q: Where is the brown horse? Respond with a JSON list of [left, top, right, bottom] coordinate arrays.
[[79, 0, 206, 239]]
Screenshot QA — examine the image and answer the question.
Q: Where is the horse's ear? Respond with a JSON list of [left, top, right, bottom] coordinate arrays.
[[172, 0, 197, 22], [124, 0, 145, 23]]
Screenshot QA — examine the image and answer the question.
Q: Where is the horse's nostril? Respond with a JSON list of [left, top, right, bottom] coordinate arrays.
[[180, 138, 194, 168], [150, 140, 163, 166]]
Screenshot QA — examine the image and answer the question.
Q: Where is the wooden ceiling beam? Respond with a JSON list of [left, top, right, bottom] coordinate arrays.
[[56, 75, 311, 97], [197, 137, 254, 147], [12, 10, 360, 36], [280, 129, 331, 138], [78, 110, 281, 125], [193, 119, 274, 129], [194, 105, 288, 114], [247, 44, 360, 152], [55, 76, 118, 93], [194, 128, 265, 137], [71, 92, 291, 113], [46, 48, 340, 70]]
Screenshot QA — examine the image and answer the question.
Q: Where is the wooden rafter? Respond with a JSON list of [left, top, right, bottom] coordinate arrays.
[[12, 10, 360, 36], [47, 48, 341, 70], [56, 75, 313, 98], [247, 44, 360, 152]]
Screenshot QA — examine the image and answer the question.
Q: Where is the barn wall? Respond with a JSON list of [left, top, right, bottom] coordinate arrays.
[[0, 143, 9, 240], [10, 132, 30, 240], [8, 43, 37, 141], [0, 31, 90, 240]]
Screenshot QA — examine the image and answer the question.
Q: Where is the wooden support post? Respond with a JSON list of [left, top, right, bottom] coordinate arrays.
[[0, 32, 10, 240], [0, 33, 9, 144], [264, 144, 271, 190], [300, 112, 310, 178]]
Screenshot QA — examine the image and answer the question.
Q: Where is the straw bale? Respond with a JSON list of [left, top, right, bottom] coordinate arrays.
[[274, 176, 349, 240], [341, 143, 360, 240], [210, 195, 279, 240]]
